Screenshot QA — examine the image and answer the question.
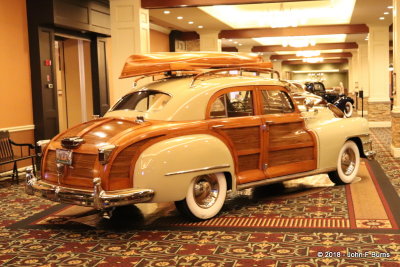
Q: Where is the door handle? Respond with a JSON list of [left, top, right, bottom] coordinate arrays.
[[211, 124, 225, 129]]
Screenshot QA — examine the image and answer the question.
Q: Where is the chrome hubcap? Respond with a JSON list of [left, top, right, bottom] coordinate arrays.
[[193, 175, 219, 208], [341, 148, 356, 176]]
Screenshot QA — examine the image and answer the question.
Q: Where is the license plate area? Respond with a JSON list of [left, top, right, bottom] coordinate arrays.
[[56, 149, 73, 165]]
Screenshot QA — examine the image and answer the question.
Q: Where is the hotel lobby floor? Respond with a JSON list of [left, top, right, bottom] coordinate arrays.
[[0, 128, 398, 266]]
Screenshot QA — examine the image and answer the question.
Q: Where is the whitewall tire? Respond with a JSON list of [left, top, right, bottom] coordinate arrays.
[[344, 102, 353, 117], [175, 173, 227, 220], [328, 140, 360, 184]]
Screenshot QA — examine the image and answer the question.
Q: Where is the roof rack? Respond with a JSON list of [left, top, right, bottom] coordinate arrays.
[[190, 67, 281, 87]]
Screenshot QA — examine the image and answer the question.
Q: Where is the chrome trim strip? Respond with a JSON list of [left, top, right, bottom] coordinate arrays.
[[165, 164, 230, 176], [237, 167, 336, 190]]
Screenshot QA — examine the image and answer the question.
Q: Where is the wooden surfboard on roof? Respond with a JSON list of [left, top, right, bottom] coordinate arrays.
[[119, 52, 273, 78]]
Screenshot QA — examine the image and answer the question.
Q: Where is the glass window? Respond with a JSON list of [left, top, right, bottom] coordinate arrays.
[[111, 90, 171, 112], [261, 90, 295, 114], [210, 90, 254, 118]]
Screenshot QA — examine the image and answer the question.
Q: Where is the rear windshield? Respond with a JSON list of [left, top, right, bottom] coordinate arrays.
[[111, 90, 171, 112]]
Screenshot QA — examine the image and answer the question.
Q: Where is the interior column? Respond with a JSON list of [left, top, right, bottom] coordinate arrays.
[[198, 30, 221, 51], [357, 42, 369, 114], [109, 0, 150, 104], [391, 0, 400, 157], [367, 25, 391, 127], [350, 50, 359, 99]]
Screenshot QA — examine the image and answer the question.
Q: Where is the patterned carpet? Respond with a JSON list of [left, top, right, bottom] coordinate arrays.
[[0, 128, 398, 266], [370, 128, 400, 196]]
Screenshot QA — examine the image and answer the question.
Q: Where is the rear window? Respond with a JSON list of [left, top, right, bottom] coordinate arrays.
[[111, 90, 171, 112]]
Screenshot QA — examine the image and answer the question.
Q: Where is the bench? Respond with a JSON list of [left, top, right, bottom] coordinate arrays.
[[0, 131, 36, 184]]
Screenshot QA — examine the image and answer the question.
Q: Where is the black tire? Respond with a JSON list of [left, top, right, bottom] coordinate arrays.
[[175, 173, 227, 220], [328, 140, 360, 185]]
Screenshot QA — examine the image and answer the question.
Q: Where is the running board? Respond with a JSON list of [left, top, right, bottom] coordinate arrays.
[[236, 167, 336, 190]]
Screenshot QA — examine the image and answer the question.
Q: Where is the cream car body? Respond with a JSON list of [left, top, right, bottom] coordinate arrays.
[[26, 75, 375, 220]]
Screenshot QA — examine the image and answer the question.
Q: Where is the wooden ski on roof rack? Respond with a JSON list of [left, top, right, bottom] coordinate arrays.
[[119, 52, 272, 79]]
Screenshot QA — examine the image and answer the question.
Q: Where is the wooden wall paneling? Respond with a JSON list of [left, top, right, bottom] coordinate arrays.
[[142, 0, 322, 9], [53, 0, 111, 35]]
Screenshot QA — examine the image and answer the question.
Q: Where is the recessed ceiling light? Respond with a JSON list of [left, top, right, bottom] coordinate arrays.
[[379, 17, 385, 20], [229, 39, 233, 42], [188, 21, 194, 24], [234, 41, 238, 44], [163, 10, 170, 14], [177, 16, 183, 20], [238, 43, 243, 46], [198, 25, 203, 28], [388, 6, 394, 9], [384, 12, 389, 15]]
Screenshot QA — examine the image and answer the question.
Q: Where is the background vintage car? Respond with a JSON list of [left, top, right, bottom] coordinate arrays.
[[304, 81, 355, 117], [26, 53, 375, 221]]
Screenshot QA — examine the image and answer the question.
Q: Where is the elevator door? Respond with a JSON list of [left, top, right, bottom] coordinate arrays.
[[55, 38, 93, 132]]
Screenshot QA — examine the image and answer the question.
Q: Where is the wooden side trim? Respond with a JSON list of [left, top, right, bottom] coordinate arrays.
[[269, 141, 314, 152], [237, 148, 261, 156]]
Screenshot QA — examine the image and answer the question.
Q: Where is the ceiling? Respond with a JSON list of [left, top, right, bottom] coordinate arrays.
[[147, 0, 393, 63]]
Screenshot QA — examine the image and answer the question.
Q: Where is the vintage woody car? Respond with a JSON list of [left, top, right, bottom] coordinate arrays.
[[26, 53, 375, 221]]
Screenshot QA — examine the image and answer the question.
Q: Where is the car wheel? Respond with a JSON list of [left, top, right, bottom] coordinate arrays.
[[328, 140, 360, 184], [344, 102, 353, 117], [175, 173, 227, 220]]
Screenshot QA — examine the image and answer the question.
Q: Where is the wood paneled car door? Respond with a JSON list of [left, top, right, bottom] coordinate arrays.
[[207, 86, 265, 184], [258, 86, 317, 178]]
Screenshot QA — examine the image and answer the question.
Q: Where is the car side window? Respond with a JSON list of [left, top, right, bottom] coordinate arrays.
[[210, 90, 254, 118], [261, 90, 294, 114]]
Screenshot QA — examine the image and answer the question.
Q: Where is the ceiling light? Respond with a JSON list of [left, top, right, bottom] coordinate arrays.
[[229, 39, 233, 42], [198, 25, 203, 28], [234, 41, 238, 44], [267, 3, 306, 28], [177, 16, 183, 20], [282, 38, 317, 48], [384, 12, 389, 15], [379, 17, 385, 20], [303, 57, 324, 63], [188, 21, 194, 24], [238, 43, 243, 46], [388, 6, 394, 9], [296, 51, 321, 57], [163, 10, 170, 14]]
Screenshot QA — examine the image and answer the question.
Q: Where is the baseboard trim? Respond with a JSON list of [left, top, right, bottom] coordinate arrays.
[[0, 125, 35, 132], [368, 121, 391, 128], [0, 165, 32, 178], [391, 144, 400, 158]]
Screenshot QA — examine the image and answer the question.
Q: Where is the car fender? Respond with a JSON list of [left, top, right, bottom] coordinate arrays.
[[133, 134, 236, 202], [306, 115, 369, 169]]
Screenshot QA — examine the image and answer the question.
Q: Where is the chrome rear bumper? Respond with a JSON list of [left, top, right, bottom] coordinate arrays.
[[360, 134, 376, 160], [25, 168, 154, 209]]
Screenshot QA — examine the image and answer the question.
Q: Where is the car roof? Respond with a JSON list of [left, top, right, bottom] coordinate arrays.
[[106, 75, 288, 121]]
